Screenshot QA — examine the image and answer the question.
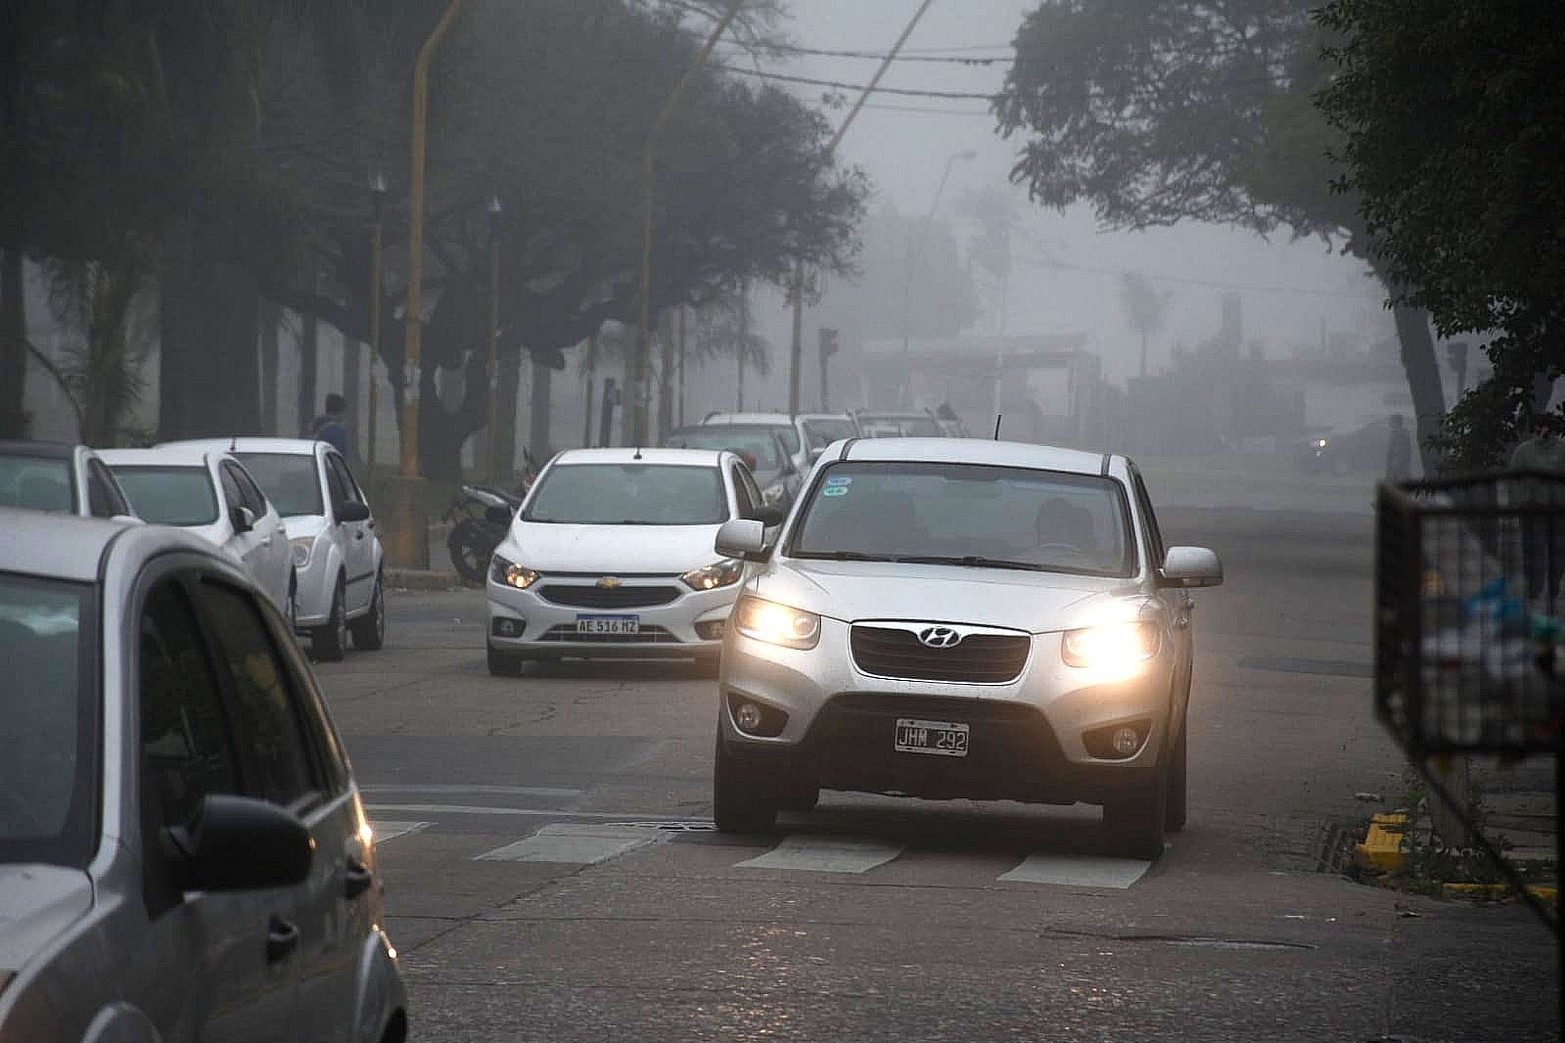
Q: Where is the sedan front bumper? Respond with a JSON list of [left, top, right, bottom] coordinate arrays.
[[487, 575, 740, 658]]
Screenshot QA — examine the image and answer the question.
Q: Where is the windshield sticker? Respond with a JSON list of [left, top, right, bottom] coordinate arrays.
[[822, 485, 849, 497], [825, 476, 853, 486]]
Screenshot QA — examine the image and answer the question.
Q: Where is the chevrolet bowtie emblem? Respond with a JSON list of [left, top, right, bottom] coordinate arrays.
[[597, 576, 623, 589]]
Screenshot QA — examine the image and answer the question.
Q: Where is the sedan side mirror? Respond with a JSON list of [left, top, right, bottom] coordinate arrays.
[[1158, 546, 1223, 588], [336, 500, 372, 524], [167, 794, 313, 892], [747, 505, 785, 528], [716, 518, 769, 561], [229, 506, 256, 534]]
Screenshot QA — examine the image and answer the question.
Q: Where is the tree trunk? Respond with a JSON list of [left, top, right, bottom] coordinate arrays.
[[297, 301, 318, 438], [1391, 303, 1447, 476], [497, 348, 522, 478], [259, 301, 280, 435], [657, 311, 674, 443], [158, 220, 262, 440], [529, 356, 553, 462], [0, 249, 24, 437]]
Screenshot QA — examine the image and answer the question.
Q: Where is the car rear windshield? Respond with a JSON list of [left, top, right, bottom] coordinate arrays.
[[860, 415, 942, 437], [667, 428, 783, 472], [788, 461, 1135, 577], [236, 452, 324, 517], [524, 463, 726, 525], [0, 572, 97, 867], [802, 418, 857, 446], [0, 455, 76, 513], [111, 465, 220, 526]]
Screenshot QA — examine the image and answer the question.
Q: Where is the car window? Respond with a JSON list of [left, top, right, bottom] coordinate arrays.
[[0, 572, 96, 868], [0, 455, 75, 513], [667, 427, 783, 471], [1128, 467, 1166, 568], [196, 580, 320, 808], [735, 465, 764, 513], [87, 460, 125, 518], [235, 452, 324, 518], [324, 457, 351, 509], [217, 463, 245, 512], [730, 465, 756, 518], [140, 580, 240, 828], [111, 466, 221, 526], [228, 462, 270, 516], [330, 454, 367, 503]]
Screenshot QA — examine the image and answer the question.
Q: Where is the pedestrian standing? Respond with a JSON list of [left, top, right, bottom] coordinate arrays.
[[1509, 415, 1565, 601], [1385, 413, 1413, 481], [309, 393, 349, 455]]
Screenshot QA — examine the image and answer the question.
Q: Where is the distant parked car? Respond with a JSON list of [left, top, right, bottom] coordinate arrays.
[[0, 440, 137, 519], [851, 409, 946, 437], [100, 447, 296, 622], [701, 412, 813, 474], [797, 413, 862, 458], [0, 508, 407, 1043], [666, 424, 803, 509], [163, 438, 385, 661]]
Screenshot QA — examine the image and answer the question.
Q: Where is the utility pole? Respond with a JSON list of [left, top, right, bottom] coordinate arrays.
[[787, 0, 939, 414], [485, 194, 502, 480], [367, 171, 386, 472], [737, 284, 749, 411]]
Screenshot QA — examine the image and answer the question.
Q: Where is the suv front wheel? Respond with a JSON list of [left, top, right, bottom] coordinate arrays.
[[712, 733, 776, 833]]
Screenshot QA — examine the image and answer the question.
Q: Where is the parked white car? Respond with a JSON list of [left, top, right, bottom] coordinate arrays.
[[702, 412, 813, 475], [0, 440, 137, 520], [486, 447, 784, 675], [164, 438, 385, 661], [0, 508, 407, 1042], [99, 447, 296, 622]]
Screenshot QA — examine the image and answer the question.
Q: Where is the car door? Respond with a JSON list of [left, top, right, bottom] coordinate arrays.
[[326, 453, 375, 614], [86, 458, 134, 519], [217, 461, 270, 581], [136, 575, 298, 1041], [1129, 465, 1193, 710], [192, 576, 364, 1042], [230, 461, 292, 609]]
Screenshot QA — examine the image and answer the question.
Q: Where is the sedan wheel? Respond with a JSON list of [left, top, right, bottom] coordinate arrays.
[[313, 579, 347, 662], [487, 643, 527, 677], [350, 574, 386, 651]]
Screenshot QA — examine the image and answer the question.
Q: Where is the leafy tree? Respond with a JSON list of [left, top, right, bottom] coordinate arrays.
[[993, 0, 1448, 469], [1316, 0, 1565, 467]]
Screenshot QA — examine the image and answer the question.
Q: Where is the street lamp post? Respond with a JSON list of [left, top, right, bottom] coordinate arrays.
[[367, 171, 387, 474], [486, 194, 503, 480], [900, 148, 976, 357]]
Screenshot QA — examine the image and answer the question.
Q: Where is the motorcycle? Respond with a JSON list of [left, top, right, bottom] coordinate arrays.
[[445, 453, 537, 585]]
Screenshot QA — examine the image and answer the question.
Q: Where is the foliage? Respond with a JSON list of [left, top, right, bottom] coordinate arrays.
[[1118, 271, 1170, 360], [1316, 0, 1565, 465]]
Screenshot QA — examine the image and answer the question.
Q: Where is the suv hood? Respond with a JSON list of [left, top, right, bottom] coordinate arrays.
[[508, 522, 727, 574], [0, 864, 92, 971], [757, 558, 1147, 632]]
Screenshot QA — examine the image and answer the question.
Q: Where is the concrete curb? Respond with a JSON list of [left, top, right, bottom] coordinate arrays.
[[384, 568, 463, 591]]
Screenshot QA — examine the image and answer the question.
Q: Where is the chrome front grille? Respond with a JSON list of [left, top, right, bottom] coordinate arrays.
[[850, 625, 1031, 684]]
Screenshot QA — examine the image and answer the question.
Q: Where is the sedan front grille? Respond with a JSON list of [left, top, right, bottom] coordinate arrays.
[[537, 584, 683, 609], [850, 625, 1031, 684]]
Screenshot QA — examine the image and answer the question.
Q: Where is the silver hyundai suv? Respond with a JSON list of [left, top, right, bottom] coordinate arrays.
[[711, 437, 1223, 859]]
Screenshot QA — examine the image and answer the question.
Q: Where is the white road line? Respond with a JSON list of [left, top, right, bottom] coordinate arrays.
[[736, 834, 905, 874], [998, 853, 1152, 889], [369, 821, 433, 843], [360, 784, 583, 799], [477, 824, 660, 865]]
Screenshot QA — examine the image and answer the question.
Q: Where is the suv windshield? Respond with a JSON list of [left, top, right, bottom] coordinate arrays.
[[524, 463, 726, 525], [667, 428, 783, 473], [110, 465, 220, 526], [0, 455, 75, 513], [0, 573, 96, 867], [789, 461, 1135, 577], [236, 452, 324, 517]]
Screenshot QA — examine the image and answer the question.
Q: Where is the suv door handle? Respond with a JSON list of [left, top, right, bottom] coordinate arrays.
[[343, 858, 374, 900], [266, 917, 300, 963]]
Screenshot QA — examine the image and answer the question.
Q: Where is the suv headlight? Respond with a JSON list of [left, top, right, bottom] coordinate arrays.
[[681, 558, 744, 591], [733, 595, 820, 649], [1061, 621, 1160, 668], [290, 535, 317, 568], [491, 553, 539, 590]]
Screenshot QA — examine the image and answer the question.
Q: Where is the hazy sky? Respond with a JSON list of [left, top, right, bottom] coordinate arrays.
[[730, 0, 1393, 387]]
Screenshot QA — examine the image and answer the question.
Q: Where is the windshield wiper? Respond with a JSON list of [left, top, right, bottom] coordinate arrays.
[[796, 550, 890, 562], [893, 555, 1046, 572]]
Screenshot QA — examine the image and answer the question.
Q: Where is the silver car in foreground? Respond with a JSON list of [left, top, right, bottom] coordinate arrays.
[[0, 509, 406, 1042], [711, 438, 1223, 859]]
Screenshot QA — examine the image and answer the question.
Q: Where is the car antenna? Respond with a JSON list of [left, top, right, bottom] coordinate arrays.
[[632, 445, 643, 461], [230, 434, 237, 452], [993, 415, 1003, 440]]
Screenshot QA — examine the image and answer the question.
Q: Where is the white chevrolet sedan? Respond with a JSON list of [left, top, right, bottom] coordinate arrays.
[[164, 439, 385, 662], [485, 447, 783, 674], [711, 437, 1223, 859]]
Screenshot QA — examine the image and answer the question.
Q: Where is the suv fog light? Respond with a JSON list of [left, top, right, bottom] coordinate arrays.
[[735, 702, 764, 732], [1083, 719, 1150, 759], [1111, 727, 1141, 756]]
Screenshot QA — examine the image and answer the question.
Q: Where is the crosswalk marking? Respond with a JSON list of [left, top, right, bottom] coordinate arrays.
[[370, 820, 432, 843], [735, 834, 904, 874], [476, 823, 661, 865], [997, 853, 1151, 889]]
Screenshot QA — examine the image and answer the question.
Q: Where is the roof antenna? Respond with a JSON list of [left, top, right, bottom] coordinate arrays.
[[993, 414, 1003, 441], [230, 434, 238, 452], [632, 445, 643, 461]]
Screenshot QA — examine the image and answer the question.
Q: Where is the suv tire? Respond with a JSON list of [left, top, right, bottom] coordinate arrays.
[[1104, 758, 1168, 860], [713, 733, 776, 833]]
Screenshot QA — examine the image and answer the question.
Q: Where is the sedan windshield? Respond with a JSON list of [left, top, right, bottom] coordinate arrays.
[[524, 464, 726, 525], [111, 465, 220, 526], [236, 452, 324, 517], [666, 428, 783, 473], [0, 572, 96, 867], [789, 461, 1135, 577], [0, 455, 75, 513]]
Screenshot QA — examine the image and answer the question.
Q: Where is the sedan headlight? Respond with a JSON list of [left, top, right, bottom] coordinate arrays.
[[733, 595, 820, 649], [681, 558, 744, 591], [290, 535, 317, 568], [1061, 621, 1160, 668], [490, 554, 539, 590]]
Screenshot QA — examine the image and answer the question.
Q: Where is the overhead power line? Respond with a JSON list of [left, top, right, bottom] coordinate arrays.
[[711, 63, 999, 101], [755, 43, 1004, 65]]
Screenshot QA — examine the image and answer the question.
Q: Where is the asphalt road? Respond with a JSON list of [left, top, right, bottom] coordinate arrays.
[[313, 493, 1559, 1042]]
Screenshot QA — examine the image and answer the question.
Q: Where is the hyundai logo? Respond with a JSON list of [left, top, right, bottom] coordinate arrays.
[[917, 626, 963, 649]]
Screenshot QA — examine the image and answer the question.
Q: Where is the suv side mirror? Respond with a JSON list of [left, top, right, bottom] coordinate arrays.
[[715, 518, 769, 561], [167, 794, 313, 892], [747, 505, 785, 528], [1158, 546, 1223, 588], [336, 500, 372, 524], [229, 506, 256, 534]]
